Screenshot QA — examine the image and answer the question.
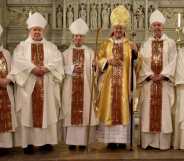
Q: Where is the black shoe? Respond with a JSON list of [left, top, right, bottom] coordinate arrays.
[[0, 148, 10, 156], [24, 145, 34, 155], [118, 143, 126, 149], [145, 146, 152, 150], [68, 145, 76, 151], [145, 146, 159, 150], [78, 145, 86, 151], [107, 143, 118, 150], [39, 144, 53, 153]]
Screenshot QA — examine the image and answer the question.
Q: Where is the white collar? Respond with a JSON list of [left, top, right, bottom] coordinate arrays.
[[114, 38, 123, 44], [26, 36, 45, 43], [70, 44, 85, 49]]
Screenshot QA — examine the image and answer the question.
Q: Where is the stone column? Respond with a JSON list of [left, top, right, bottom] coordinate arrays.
[[0, 0, 7, 48], [0, 1, 2, 25], [110, 2, 114, 14], [145, 0, 149, 39], [63, 0, 67, 29], [74, 1, 78, 20], [131, 0, 134, 31], [52, 1, 57, 29], [97, 2, 101, 28], [86, 1, 90, 27]]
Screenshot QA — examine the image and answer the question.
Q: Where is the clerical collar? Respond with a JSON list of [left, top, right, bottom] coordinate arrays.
[[27, 36, 44, 43], [71, 44, 84, 49], [31, 39, 44, 44], [114, 38, 123, 44]]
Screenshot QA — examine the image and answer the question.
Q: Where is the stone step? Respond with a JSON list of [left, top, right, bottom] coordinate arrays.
[[0, 144, 184, 161]]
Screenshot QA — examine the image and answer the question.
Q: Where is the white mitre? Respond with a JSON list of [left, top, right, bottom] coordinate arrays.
[[69, 18, 89, 35], [26, 12, 47, 29], [0, 24, 3, 36], [150, 9, 166, 25]]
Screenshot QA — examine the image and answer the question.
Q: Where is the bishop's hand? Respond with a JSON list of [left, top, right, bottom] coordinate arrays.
[[31, 66, 45, 77], [0, 78, 11, 88], [150, 74, 165, 82]]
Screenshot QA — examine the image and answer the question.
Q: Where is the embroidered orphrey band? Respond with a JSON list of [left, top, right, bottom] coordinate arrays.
[[71, 48, 84, 125], [0, 52, 12, 133], [111, 43, 123, 125], [150, 40, 163, 132], [31, 43, 44, 128]]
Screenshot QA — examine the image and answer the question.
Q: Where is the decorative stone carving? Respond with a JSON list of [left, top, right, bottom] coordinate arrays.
[[113, 3, 120, 9], [134, 5, 145, 29], [125, 3, 133, 29], [3, 0, 184, 53], [101, 3, 110, 29], [125, 3, 133, 12], [7, 6, 51, 26], [79, 3, 87, 22], [7, 0, 53, 5], [148, 5, 155, 27], [56, 5, 63, 28], [66, 4, 74, 28], [43, 13, 49, 24], [90, 3, 98, 30], [160, 8, 180, 28], [8, 8, 27, 26]]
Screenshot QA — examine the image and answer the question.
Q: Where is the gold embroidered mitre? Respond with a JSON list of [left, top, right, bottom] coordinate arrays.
[[110, 5, 129, 26]]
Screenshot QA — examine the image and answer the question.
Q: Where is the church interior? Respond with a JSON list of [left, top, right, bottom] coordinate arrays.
[[0, 0, 184, 160]]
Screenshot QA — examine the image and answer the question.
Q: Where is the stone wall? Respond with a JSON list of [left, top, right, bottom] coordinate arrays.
[[0, 0, 183, 52]]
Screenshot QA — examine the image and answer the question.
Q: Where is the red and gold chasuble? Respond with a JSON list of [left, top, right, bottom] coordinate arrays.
[[31, 44, 44, 128], [0, 52, 12, 133], [150, 40, 163, 132], [71, 48, 84, 125], [111, 43, 124, 125]]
